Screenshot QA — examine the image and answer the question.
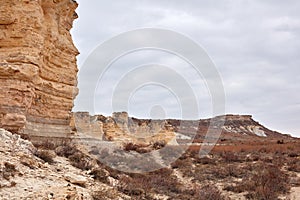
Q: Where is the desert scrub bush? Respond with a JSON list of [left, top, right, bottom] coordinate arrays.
[[123, 142, 139, 152], [171, 158, 187, 169], [34, 149, 55, 164], [195, 156, 216, 165], [1, 162, 18, 180], [119, 168, 182, 197], [197, 184, 225, 200], [54, 142, 94, 170], [68, 151, 93, 170], [123, 142, 151, 153], [33, 140, 83, 165], [233, 162, 290, 200], [152, 140, 166, 149], [118, 176, 147, 197], [171, 155, 194, 172], [90, 168, 109, 184], [92, 188, 119, 200], [55, 142, 78, 157], [286, 158, 300, 172], [224, 184, 246, 193], [95, 160, 120, 180], [221, 151, 241, 162], [290, 175, 300, 187], [160, 145, 187, 164], [33, 140, 57, 150], [88, 146, 100, 155], [288, 152, 299, 158], [192, 163, 241, 182]]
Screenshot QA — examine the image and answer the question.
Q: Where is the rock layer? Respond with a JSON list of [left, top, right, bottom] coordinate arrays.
[[0, 0, 79, 136], [71, 112, 176, 146]]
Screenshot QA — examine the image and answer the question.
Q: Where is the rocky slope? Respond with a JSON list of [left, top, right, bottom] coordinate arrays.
[[0, 0, 79, 137], [1, 128, 300, 200], [0, 128, 128, 200]]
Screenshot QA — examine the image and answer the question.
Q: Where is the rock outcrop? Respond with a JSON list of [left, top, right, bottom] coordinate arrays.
[[72, 112, 294, 150], [72, 112, 176, 147], [0, 0, 79, 137]]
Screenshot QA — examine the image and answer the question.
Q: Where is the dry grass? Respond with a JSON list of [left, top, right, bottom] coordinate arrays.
[[31, 137, 300, 199], [117, 168, 184, 198], [171, 140, 300, 199], [224, 163, 290, 199], [197, 184, 225, 200], [33, 140, 94, 171]]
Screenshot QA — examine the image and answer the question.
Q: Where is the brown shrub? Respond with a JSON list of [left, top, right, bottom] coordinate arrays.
[[68, 152, 93, 171], [197, 185, 225, 200], [55, 143, 78, 157], [223, 162, 290, 199], [91, 188, 119, 200], [124, 143, 138, 152], [118, 168, 182, 197], [211, 141, 300, 155], [224, 184, 246, 193], [287, 159, 300, 172], [34, 149, 55, 164], [245, 163, 290, 199], [221, 151, 240, 162], [88, 146, 100, 155], [195, 156, 216, 165], [171, 158, 189, 169], [290, 176, 300, 187], [117, 176, 147, 196], [152, 141, 166, 149], [90, 168, 109, 184], [123, 143, 151, 154], [33, 140, 56, 150], [1, 162, 18, 180], [288, 152, 299, 158]]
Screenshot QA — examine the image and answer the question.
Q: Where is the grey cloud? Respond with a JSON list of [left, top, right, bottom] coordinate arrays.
[[72, 0, 300, 137]]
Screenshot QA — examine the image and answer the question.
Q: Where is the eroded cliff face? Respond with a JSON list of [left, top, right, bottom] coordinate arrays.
[[72, 112, 176, 147], [0, 0, 79, 136]]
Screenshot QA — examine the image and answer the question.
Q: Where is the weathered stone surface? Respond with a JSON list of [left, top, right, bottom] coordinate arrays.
[[72, 112, 177, 147], [0, 113, 26, 132], [64, 173, 88, 186], [0, 0, 79, 136], [0, 128, 129, 200]]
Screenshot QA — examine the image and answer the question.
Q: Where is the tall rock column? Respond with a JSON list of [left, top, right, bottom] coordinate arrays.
[[0, 0, 79, 137]]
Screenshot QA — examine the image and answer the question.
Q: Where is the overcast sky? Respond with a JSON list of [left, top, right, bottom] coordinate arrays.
[[72, 0, 300, 137]]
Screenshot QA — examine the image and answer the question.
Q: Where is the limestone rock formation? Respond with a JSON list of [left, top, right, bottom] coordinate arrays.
[[72, 112, 294, 148], [72, 112, 176, 147], [0, 0, 79, 137]]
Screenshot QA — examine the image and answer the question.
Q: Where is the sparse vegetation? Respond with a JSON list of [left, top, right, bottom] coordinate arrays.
[[30, 137, 300, 199], [33, 140, 94, 170], [90, 168, 109, 183], [1, 162, 18, 180], [197, 185, 225, 200], [34, 149, 55, 164], [118, 168, 182, 197]]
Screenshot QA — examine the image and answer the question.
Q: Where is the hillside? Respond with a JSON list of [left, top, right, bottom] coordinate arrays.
[[1, 127, 300, 199]]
